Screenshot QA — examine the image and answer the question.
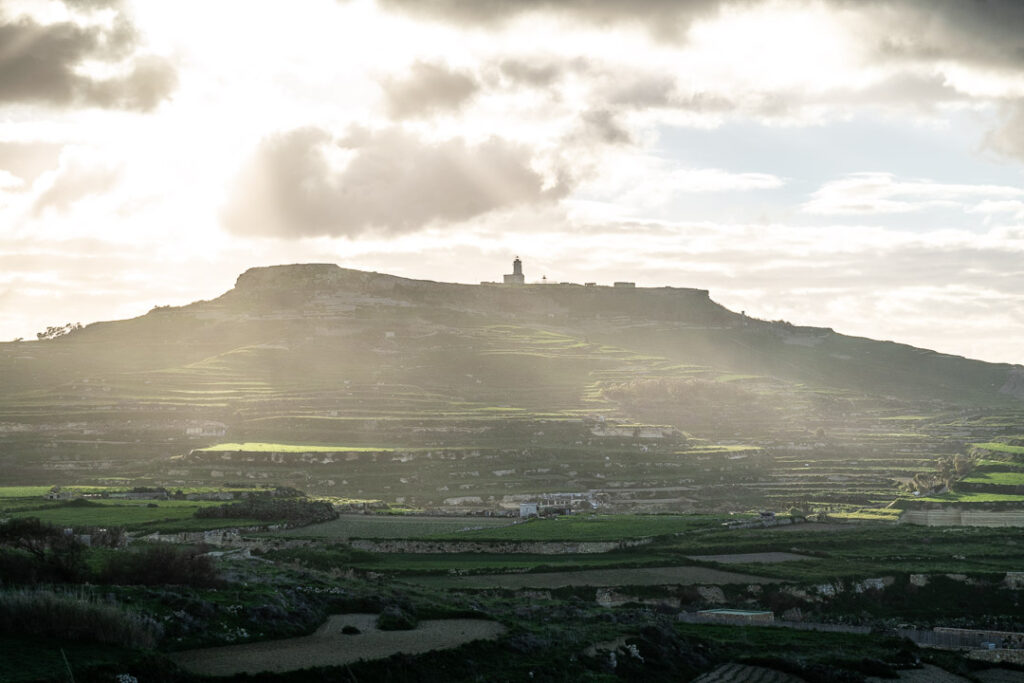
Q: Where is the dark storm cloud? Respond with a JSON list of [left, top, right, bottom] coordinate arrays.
[[0, 9, 175, 110], [222, 126, 568, 238], [381, 61, 478, 118], [860, 0, 1024, 70]]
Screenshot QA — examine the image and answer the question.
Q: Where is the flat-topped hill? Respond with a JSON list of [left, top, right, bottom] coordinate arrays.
[[2, 263, 1023, 508], [220, 263, 726, 324]]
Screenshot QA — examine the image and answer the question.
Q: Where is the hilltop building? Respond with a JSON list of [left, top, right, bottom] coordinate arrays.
[[503, 257, 525, 285]]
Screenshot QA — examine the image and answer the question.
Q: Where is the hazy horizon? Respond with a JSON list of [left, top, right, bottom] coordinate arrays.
[[3, 0, 1024, 364]]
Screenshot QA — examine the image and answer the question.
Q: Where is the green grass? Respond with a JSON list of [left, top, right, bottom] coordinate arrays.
[[977, 459, 1024, 470], [266, 515, 517, 540], [911, 491, 1024, 503], [961, 470, 1024, 485], [430, 514, 734, 542], [0, 636, 138, 683], [0, 486, 52, 498], [198, 442, 393, 452], [353, 551, 669, 573], [830, 508, 902, 521], [973, 442, 1024, 454], [4, 501, 258, 531]]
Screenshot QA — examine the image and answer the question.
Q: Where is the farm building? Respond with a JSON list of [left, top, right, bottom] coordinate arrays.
[[186, 421, 227, 437], [519, 502, 539, 518], [43, 487, 75, 501]]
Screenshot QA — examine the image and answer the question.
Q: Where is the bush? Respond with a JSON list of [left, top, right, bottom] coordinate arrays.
[[377, 605, 418, 631], [0, 517, 87, 583], [0, 589, 161, 648], [99, 545, 220, 587], [195, 497, 337, 525]]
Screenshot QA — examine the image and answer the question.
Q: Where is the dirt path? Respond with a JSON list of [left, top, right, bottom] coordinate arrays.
[[171, 614, 505, 676], [412, 565, 783, 589]]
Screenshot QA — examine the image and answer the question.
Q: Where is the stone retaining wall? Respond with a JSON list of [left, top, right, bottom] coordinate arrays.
[[899, 508, 1024, 527], [348, 537, 652, 554]]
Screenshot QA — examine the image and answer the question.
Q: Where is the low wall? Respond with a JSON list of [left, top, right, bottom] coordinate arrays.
[[899, 508, 1024, 527], [348, 538, 652, 554]]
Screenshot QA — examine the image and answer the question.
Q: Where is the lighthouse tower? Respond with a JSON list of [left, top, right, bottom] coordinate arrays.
[[503, 257, 525, 285]]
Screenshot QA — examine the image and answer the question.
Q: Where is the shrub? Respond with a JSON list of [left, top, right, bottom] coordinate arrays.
[[0, 517, 87, 583], [99, 545, 220, 587], [195, 497, 337, 525], [0, 589, 162, 648], [377, 605, 418, 631]]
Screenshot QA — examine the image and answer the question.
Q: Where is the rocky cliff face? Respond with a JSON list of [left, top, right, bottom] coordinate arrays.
[[224, 263, 729, 324]]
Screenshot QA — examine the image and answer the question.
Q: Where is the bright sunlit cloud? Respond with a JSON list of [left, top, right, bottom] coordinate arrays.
[[2, 0, 1024, 364]]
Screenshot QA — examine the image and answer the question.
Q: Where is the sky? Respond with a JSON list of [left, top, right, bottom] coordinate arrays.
[[2, 0, 1024, 364]]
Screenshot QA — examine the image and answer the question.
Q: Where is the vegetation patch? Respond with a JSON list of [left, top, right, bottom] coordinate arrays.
[[0, 589, 161, 649], [199, 442, 393, 452], [171, 614, 506, 676]]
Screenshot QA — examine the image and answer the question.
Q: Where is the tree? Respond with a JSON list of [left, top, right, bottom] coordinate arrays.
[[36, 322, 83, 341], [0, 518, 87, 582]]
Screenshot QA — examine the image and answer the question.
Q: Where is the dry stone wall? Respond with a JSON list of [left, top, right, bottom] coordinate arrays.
[[900, 508, 1024, 527], [348, 538, 652, 554]]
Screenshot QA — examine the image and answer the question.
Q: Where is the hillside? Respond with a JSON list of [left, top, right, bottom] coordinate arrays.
[[2, 263, 1022, 511]]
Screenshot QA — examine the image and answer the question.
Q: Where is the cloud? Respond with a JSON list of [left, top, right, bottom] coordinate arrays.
[[221, 126, 568, 237], [31, 153, 121, 215], [802, 173, 1024, 215], [985, 100, 1024, 161], [0, 8, 175, 110], [498, 59, 565, 87], [863, 0, 1024, 71], [0, 169, 22, 190], [573, 147, 785, 216], [0, 142, 64, 184], [580, 109, 631, 144], [376, 0, 731, 37], [381, 61, 478, 119]]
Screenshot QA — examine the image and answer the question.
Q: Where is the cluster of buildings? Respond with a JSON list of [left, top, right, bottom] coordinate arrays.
[[484, 258, 636, 289]]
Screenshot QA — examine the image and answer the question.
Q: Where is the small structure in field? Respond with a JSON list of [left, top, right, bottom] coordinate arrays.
[[519, 502, 539, 518], [696, 608, 775, 625], [186, 421, 227, 437], [43, 487, 75, 501]]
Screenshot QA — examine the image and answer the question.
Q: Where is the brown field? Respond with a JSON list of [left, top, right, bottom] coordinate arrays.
[[686, 552, 812, 564], [171, 614, 505, 676], [866, 664, 973, 683], [411, 565, 783, 590], [694, 663, 807, 683]]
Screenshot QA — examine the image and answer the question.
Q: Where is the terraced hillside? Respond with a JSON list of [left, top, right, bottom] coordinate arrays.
[[1, 263, 1022, 511]]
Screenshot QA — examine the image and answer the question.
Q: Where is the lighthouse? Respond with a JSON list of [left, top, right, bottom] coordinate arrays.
[[503, 257, 525, 285]]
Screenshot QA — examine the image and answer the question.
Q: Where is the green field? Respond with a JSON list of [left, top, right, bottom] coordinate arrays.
[[972, 442, 1024, 455], [911, 491, 1024, 503], [961, 470, 1024, 485], [431, 514, 736, 542], [198, 442, 394, 452], [268, 515, 517, 539], [0, 486, 52, 498], [2, 500, 261, 532]]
